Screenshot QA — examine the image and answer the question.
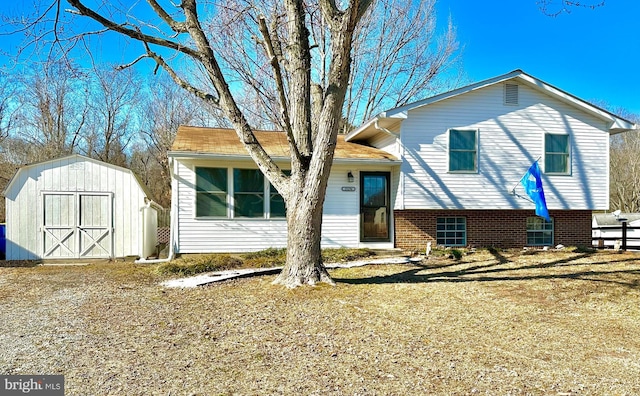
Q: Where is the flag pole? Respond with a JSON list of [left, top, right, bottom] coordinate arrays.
[[510, 156, 542, 195]]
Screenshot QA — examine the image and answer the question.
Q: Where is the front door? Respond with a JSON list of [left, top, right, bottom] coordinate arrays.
[[360, 172, 390, 242]]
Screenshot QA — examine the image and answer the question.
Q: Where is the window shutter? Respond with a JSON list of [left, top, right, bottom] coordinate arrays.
[[504, 83, 519, 105]]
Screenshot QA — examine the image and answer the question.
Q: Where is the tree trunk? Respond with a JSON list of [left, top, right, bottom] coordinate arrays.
[[272, 175, 334, 287]]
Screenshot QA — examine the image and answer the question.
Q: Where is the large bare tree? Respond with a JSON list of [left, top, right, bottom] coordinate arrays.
[[39, 0, 374, 287], [210, 0, 459, 131]]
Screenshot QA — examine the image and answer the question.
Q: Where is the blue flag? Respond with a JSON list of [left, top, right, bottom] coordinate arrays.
[[520, 161, 550, 221]]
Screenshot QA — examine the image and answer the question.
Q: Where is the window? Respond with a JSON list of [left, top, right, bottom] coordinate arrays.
[[436, 217, 466, 246], [234, 169, 264, 218], [526, 217, 554, 246], [196, 167, 228, 217], [196, 167, 288, 219], [449, 129, 477, 172], [545, 134, 570, 174], [269, 170, 290, 218]]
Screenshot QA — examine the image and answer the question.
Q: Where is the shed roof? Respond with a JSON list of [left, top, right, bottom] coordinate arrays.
[[2, 154, 153, 199], [593, 213, 640, 226], [169, 126, 399, 163]]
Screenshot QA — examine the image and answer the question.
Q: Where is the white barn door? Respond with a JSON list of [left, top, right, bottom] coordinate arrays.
[[43, 193, 76, 258], [42, 192, 113, 259]]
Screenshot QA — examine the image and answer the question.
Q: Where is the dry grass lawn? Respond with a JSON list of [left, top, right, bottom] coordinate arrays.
[[1, 249, 640, 395]]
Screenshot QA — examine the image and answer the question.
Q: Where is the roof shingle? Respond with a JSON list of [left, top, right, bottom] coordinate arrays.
[[170, 126, 398, 162]]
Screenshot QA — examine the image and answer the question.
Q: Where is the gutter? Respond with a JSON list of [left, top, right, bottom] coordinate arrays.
[[374, 119, 397, 137], [168, 152, 401, 164]]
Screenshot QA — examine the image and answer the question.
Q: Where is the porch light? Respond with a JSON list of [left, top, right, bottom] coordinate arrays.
[[347, 171, 354, 183]]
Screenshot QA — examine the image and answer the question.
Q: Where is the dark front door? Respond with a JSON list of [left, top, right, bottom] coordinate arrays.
[[361, 172, 390, 242]]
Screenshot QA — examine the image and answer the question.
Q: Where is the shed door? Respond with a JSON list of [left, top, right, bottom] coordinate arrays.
[[42, 192, 113, 259], [43, 193, 76, 258]]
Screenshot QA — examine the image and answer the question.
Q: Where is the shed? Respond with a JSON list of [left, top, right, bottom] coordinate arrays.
[[2, 154, 158, 260], [592, 213, 640, 249]]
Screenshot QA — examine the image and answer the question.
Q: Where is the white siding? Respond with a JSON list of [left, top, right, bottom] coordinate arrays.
[[398, 82, 610, 210], [4, 155, 153, 260], [174, 159, 397, 253]]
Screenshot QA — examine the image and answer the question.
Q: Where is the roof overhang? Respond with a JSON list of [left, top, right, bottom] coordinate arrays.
[[168, 151, 401, 165], [345, 115, 403, 142]]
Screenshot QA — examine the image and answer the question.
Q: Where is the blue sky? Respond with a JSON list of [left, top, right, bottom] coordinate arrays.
[[436, 0, 640, 116], [1, 0, 638, 116]]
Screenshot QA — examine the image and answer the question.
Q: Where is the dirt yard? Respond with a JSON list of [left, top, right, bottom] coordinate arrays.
[[1, 249, 639, 395]]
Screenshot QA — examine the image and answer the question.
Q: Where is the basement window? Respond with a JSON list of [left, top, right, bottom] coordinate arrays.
[[526, 217, 554, 246], [436, 217, 467, 246]]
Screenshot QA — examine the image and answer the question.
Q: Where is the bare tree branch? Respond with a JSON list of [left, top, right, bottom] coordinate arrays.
[[257, 14, 302, 164], [146, 0, 188, 32], [66, 0, 200, 57], [537, 0, 605, 17]]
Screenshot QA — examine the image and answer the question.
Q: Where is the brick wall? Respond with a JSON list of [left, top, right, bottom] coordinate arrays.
[[394, 209, 592, 250]]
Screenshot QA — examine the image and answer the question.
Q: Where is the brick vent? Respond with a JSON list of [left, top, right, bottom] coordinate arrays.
[[394, 209, 592, 250]]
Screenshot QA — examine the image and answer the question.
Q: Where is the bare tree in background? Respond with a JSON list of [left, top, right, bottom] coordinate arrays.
[[135, 75, 225, 207], [587, 102, 640, 213], [537, 0, 605, 16], [212, 0, 459, 131], [610, 111, 640, 213], [0, 74, 17, 144], [83, 65, 139, 167], [11, 61, 87, 162], [343, 0, 458, 127], [0, 74, 19, 223]]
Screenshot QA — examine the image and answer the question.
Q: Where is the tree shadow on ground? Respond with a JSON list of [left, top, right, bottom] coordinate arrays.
[[334, 251, 640, 289]]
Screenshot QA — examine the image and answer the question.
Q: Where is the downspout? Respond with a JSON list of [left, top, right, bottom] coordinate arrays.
[[135, 157, 177, 264]]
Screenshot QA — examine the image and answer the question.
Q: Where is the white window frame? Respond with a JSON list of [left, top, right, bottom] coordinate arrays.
[[448, 128, 479, 173], [544, 133, 571, 175]]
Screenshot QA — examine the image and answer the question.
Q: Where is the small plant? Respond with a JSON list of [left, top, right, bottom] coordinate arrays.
[[450, 249, 463, 260], [573, 245, 596, 253]]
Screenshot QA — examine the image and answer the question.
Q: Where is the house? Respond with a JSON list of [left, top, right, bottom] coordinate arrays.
[[169, 127, 400, 253], [592, 213, 640, 249], [169, 70, 635, 253], [3, 154, 159, 260]]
